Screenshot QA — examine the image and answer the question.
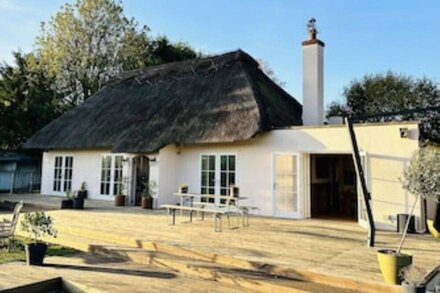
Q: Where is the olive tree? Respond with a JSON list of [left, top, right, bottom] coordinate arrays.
[[398, 148, 440, 252]]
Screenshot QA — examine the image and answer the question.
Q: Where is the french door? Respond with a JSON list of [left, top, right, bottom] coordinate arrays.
[[100, 154, 123, 196], [357, 152, 369, 228], [273, 153, 300, 218], [53, 155, 73, 193], [200, 154, 236, 203]]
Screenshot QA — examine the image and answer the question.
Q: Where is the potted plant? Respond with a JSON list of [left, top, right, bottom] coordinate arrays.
[[114, 177, 127, 206], [77, 182, 88, 199], [401, 148, 440, 238], [400, 265, 427, 293], [72, 191, 84, 210], [377, 148, 439, 285], [141, 180, 157, 209], [178, 184, 188, 194], [61, 190, 73, 209], [21, 211, 57, 266]]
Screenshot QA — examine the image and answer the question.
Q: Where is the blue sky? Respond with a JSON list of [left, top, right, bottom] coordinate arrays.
[[1, 0, 439, 107]]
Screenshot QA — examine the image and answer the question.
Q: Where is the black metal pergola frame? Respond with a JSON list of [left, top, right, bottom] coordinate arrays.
[[346, 106, 440, 247]]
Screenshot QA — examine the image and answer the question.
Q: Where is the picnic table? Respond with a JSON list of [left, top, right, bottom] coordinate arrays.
[[174, 192, 248, 211], [161, 193, 251, 231]]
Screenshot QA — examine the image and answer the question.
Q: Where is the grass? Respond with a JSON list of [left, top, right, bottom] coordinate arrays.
[[0, 237, 79, 264]]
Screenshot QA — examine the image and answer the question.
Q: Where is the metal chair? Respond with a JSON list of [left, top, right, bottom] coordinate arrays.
[[0, 201, 24, 251]]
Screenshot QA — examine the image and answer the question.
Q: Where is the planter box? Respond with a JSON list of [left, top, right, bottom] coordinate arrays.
[[61, 199, 73, 209], [72, 198, 84, 210], [77, 190, 88, 199]]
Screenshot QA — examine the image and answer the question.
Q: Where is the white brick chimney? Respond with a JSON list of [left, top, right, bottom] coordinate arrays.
[[302, 18, 324, 125]]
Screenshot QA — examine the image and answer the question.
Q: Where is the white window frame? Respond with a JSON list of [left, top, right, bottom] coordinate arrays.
[[52, 154, 74, 194], [199, 153, 238, 204], [272, 152, 301, 218], [100, 154, 124, 196]]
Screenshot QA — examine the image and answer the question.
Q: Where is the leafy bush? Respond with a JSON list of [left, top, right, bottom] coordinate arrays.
[[401, 148, 440, 202], [21, 212, 57, 244]]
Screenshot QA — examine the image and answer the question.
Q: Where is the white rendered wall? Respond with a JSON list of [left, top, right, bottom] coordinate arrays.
[[40, 123, 421, 231], [302, 43, 324, 126], [41, 150, 133, 201], [157, 122, 420, 230]]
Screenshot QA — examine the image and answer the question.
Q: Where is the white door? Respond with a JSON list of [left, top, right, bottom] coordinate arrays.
[[100, 155, 123, 196], [200, 154, 236, 204], [357, 153, 369, 228], [273, 153, 301, 218], [53, 155, 73, 193]]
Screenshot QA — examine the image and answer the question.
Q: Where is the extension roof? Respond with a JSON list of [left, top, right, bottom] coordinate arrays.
[[24, 50, 302, 153]]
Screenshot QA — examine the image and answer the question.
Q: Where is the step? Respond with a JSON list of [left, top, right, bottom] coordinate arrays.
[[89, 245, 356, 293], [32, 225, 400, 293]]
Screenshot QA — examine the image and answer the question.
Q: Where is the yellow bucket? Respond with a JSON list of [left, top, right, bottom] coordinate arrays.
[[427, 220, 440, 238], [377, 249, 412, 285]]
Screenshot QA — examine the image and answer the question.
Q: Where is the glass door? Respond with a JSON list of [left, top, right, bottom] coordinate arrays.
[[53, 155, 73, 193], [201, 155, 216, 203], [201, 154, 237, 204], [273, 153, 300, 218], [357, 153, 369, 228]]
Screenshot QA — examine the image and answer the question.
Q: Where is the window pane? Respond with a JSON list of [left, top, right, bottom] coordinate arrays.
[[209, 156, 215, 171], [202, 156, 208, 171], [220, 156, 227, 171], [220, 173, 226, 187], [201, 187, 207, 194], [228, 173, 235, 185], [201, 172, 207, 186], [229, 156, 235, 171], [208, 188, 215, 194], [208, 172, 215, 187]]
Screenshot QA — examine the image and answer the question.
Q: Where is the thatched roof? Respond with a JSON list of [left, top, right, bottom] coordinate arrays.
[[24, 50, 302, 153]]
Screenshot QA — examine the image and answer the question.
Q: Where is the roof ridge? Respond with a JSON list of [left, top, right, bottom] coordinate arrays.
[[113, 50, 258, 86]]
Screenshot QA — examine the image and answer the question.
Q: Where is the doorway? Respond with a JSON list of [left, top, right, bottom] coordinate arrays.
[[310, 154, 357, 220], [133, 156, 150, 206]]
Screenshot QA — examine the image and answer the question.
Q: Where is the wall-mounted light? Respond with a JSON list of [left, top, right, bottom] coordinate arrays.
[[149, 156, 157, 162], [400, 127, 409, 138]]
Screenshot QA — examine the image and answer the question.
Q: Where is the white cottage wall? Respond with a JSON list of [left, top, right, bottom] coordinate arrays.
[[159, 122, 420, 230]]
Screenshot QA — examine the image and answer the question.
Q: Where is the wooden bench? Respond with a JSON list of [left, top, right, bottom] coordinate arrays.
[[161, 204, 229, 232], [192, 202, 252, 227]]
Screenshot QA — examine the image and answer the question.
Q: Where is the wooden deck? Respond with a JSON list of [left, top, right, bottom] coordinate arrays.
[[2, 193, 440, 291]]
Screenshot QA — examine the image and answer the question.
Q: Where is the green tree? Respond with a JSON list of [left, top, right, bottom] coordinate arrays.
[[35, 0, 198, 107], [328, 72, 440, 141], [0, 52, 60, 149]]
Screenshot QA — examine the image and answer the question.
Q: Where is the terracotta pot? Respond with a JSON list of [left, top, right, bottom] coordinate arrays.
[[141, 197, 153, 209], [115, 195, 126, 206]]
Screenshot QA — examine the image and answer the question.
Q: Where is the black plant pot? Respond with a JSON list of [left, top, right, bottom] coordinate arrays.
[[77, 190, 88, 199], [25, 243, 47, 266], [426, 198, 440, 230], [73, 198, 84, 210], [61, 199, 73, 209]]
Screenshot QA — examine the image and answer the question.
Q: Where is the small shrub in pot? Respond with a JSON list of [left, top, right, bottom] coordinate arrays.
[[141, 181, 157, 209], [61, 190, 73, 209], [21, 211, 57, 266], [77, 181, 88, 199]]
